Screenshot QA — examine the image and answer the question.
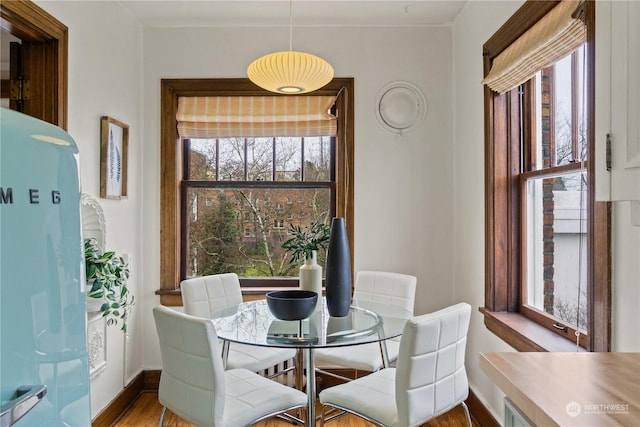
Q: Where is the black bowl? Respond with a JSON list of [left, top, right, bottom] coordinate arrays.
[[266, 290, 318, 321]]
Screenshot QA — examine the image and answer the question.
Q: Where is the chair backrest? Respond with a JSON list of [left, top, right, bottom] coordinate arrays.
[[181, 273, 243, 317], [353, 271, 417, 314], [153, 305, 226, 426], [394, 302, 471, 427]]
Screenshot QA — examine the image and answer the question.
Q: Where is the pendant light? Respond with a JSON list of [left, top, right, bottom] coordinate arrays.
[[247, 0, 334, 94]]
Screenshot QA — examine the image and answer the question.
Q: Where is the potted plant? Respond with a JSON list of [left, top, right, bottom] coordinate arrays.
[[282, 221, 330, 302], [282, 221, 331, 264], [84, 238, 134, 332]]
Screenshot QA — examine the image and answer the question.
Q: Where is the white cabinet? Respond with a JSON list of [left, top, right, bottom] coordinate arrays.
[[596, 0, 640, 203], [504, 399, 535, 427]]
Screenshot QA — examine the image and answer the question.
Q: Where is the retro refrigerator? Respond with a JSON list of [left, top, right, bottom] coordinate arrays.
[[0, 108, 91, 426]]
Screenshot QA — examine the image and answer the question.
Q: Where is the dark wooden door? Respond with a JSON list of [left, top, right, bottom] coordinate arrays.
[[1, 1, 68, 128]]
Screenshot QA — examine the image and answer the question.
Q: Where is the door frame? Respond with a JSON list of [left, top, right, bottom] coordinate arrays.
[[1, 0, 68, 128]]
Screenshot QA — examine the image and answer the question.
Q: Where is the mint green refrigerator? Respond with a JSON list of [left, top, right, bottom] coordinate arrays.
[[1, 108, 91, 426]]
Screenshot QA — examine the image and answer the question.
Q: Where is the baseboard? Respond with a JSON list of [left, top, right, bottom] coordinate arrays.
[[91, 370, 159, 427], [467, 387, 500, 427], [143, 370, 161, 390], [92, 370, 499, 427]]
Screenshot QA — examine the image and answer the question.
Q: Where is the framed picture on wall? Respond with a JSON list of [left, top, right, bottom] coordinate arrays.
[[100, 116, 129, 199]]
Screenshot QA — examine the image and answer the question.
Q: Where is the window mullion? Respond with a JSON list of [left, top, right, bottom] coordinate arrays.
[[183, 139, 191, 179], [243, 138, 248, 181], [520, 161, 585, 180], [215, 139, 220, 181], [508, 89, 523, 313], [544, 66, 557, 168], [184, 180, 332, 190], [571, 51, 580, 160], [301, 137, 305, 181], [271, 137, 276, 181]]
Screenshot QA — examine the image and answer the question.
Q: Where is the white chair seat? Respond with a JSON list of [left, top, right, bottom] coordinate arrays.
[[223, 368, 306, 426], [319, 368, 398, 426], [226, 344, 296, 372], [314, 340, 400, 372], [181, 273, 296, 375], [319, 303, 473, 427], [315, 271, 416, 375], [153, 305, 306, 427]]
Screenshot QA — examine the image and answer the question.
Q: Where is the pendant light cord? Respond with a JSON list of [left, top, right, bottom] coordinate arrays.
[[289, 0, 293, 52]]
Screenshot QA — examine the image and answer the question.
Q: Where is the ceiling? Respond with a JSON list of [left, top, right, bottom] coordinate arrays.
[[2, 1, 466, 80], [118, 0, 468, 27]]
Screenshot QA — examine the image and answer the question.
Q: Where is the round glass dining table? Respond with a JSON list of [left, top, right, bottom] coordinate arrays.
[[210, 297, 412, 426]]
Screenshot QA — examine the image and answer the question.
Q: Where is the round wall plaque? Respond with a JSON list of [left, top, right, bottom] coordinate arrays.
[[375, 81, 427, 135]]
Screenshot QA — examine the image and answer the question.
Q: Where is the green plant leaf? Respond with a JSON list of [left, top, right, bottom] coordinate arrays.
[[281, 221, 330, 264], [86, 238, 132, 333]]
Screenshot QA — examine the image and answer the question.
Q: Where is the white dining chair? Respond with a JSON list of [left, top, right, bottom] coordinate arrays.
[[314, 271, 417, 380], [181, 273, 297, 376], [153, 305, 307, 427], [319, 302, 472, 427]]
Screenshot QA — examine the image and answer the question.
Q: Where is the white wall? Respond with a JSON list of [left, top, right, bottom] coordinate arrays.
[[452, 0, 640, 423], [35, 0, 144, 418], [28, 0, 640, 423], [141, 24, 456, 368]]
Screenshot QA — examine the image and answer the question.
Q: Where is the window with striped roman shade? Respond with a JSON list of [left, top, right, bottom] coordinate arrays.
[[482, 0, 611, 352], [482, 0, 586, 94], [176, 96, 337, 138]]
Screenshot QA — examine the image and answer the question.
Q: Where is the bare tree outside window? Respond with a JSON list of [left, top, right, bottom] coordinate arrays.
[[184, 136, 332, 280]]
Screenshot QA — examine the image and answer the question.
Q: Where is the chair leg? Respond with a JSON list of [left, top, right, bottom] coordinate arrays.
[[295, 350, 305, 391], [158, 406, 167, 427], [314, 367, 354, 382], [377, 338, 390, 368], [461, 401, 472, 427]]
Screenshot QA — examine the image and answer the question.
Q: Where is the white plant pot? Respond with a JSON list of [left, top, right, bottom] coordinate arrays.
[[299, 250, 322, 310]]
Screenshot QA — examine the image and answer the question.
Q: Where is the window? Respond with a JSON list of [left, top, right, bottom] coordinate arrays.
[[158, 79, 354, 302], [482, 1, 610, 351], [184, 136, 332, 279], [522, 50, 589, 337]]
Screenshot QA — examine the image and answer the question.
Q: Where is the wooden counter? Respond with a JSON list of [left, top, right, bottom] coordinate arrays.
[[480, 352, 640, 426]]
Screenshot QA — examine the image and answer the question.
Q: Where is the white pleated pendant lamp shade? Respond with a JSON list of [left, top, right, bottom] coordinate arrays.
[[247, 51, 334, 94]]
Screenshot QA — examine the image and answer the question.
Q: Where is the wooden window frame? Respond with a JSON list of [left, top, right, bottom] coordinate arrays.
[[181, 135, 335, 282], [157, 78, 354, 306], [481, 0, 610, 352]]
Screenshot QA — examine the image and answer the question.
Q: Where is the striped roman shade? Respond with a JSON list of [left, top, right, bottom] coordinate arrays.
[[482, 0, 586, 94], [176, 96, 337, 138]]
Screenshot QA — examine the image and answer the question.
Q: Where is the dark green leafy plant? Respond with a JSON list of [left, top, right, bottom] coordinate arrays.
[[281, 221, 330, 264], [84, 238, 134, 332]]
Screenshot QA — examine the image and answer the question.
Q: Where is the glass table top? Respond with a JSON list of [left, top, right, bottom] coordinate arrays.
[[210, 297, 412, 349]]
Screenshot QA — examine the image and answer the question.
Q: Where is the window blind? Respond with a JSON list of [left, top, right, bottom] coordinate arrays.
[[176, 96, 337, 138], [482, 0, 586, 94]]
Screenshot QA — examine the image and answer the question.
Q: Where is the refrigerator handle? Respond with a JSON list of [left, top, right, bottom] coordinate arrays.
[[0, 385, 47, 427]]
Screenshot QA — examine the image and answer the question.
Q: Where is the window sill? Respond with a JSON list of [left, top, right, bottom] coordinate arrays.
[[155, 286, 316, 306], [479, 308, 586, 352]]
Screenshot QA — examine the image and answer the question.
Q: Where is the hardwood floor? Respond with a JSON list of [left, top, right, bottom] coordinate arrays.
[[113, 391, 477, 427]]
